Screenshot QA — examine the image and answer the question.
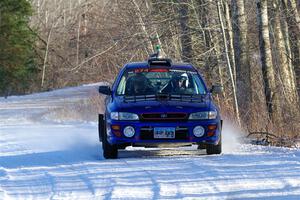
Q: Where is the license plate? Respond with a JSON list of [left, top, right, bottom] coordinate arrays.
[[154, 127, 175, 139]]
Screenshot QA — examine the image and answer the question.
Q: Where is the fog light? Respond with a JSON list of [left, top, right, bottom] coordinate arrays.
[[123, 126, 135, 137], [193, 126, 205, 137]]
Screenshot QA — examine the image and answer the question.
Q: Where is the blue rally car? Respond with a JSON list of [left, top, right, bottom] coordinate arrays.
[[98, 57, 223, 159]]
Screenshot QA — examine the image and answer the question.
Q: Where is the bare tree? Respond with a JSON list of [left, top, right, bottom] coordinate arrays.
[[273, 0, 299, 105], [286, 0, 300, 99], [232, 0, 252, 123], [178, 0, 193, 62], [217, 0, 241, 125], [223, 0, 236, 83], [256, 0, 281, 123]]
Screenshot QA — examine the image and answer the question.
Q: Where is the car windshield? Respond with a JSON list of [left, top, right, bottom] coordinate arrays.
[[116, 68, 206, 96]]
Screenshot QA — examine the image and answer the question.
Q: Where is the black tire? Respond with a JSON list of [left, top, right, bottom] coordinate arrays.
[[117, 144, 128, 150], [103, 139, 118, 159], [98, 114, 104, 142], [206, 135, 222, 155], [102, 126, 118, 159]]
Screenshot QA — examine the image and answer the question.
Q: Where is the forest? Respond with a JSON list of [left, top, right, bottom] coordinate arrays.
[[1, 0, 300, 143]]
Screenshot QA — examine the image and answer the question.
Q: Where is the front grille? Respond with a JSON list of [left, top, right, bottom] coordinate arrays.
[[140, 113, 188, 122], [140, 126, 188, 140]]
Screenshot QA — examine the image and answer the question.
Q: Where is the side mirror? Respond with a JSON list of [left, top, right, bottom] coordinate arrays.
[[210, 85, 223, 94], [98, 85, 111, 95]]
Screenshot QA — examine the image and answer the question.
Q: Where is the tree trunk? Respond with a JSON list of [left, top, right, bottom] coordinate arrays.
[[131, 0, 153, 54], [287, 0, 300, 100], [198, 0, 214, 85], [273, 0, 299, 104], [217, 1, 241, 125], [280, 2, 296, 93], [232, 0, 252, 123], [223, 0, 236, 84], [76, 15, 81, 67], [289, 0, 300, 31], [256, 0, 281, 123], [178, 1, 192, 62], [41, 27, 53, 88]]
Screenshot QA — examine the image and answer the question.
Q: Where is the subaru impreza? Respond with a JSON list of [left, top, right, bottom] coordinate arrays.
[[98, 58, 222, 158]]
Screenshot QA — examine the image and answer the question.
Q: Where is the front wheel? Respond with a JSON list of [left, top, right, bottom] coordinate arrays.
[[101, 120, 118, 159], [102, 135, 118, 159], [206, 135, 222, 155]]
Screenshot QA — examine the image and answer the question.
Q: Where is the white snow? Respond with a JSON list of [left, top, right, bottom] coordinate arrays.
[[0, 84, 300, 199]]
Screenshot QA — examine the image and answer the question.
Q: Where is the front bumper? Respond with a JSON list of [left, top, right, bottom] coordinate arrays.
[[106, 119, 221, 146]]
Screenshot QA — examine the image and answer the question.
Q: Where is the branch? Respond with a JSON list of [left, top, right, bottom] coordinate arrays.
[[69, 40, 119, 72]]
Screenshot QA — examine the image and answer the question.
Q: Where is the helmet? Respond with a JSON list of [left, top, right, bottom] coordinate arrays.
[[172, 73, 188, 88]]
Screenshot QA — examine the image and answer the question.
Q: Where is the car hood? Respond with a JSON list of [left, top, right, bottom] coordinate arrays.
[[112, 95, 212, 114]]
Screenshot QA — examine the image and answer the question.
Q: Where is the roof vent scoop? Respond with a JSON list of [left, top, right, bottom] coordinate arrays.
[[148, 45, 172, 67]]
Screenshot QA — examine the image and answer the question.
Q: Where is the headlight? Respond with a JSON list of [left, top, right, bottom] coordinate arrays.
[[189, 111, 218, 120], [110, 112, 139, 120]]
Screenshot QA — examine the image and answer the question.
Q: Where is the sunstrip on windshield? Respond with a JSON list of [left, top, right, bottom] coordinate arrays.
[[134, 68, 169, 73], [133, 68, 195, 73], [134, 68, 149, 73], [149, 68, 169, 72]]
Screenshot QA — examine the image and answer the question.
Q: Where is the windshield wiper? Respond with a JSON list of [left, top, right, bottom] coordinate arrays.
[[124, 95, 156, 102], [123, 94, 205, 103], [169, 94, 204, 102]]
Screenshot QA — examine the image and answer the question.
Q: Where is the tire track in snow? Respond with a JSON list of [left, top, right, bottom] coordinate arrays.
[[0, 168, 8, 199]]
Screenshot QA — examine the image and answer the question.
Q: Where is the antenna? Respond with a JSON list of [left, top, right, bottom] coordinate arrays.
[[149, 45, 162, 59], [147, 44, 172, 67], [155, 45, 161, 58]]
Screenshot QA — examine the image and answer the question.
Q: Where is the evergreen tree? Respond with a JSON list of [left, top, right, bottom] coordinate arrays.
[[0, 0, 38, 96]]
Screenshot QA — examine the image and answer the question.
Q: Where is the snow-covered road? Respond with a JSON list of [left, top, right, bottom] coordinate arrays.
[[0, 85, 300, 199]]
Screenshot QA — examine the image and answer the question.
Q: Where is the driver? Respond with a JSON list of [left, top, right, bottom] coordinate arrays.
[[131, 74, 154, 95], [173, 74, 188, 93], [160, 73, 188, 94], [174, 74, 187, 91], [169, 73, 188, 93]]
